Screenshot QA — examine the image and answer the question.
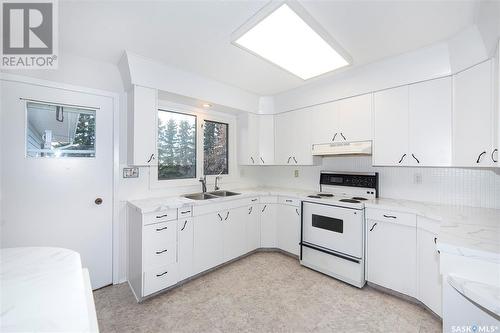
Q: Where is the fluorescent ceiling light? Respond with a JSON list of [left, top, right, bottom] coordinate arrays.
[[233, 3, 350, 80]]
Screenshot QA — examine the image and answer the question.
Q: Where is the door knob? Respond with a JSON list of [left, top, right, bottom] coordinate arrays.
[[95, 198, 103, 205]]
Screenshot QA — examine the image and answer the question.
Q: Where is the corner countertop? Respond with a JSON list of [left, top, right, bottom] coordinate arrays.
[[0, 247, 97, 332], [127, 187, 500, 263]]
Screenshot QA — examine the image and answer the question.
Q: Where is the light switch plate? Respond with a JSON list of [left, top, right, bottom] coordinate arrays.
[[123, 167, 139, 178]]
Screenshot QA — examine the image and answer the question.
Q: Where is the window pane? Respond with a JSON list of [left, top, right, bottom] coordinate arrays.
[[204, 120, 228, 175], [26, 102, 96, 158], [158, 110, 196, 180]]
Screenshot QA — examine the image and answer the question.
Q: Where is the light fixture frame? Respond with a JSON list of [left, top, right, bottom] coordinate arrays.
[[230, 0, 352, 80]]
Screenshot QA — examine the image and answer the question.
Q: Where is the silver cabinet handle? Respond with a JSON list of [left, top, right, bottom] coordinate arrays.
[[398, 154, 406, 164], [295, 208, 300, 216], [260, 157, 265, 164], [156, 271, 168, 277], [411, 153, 420, 164], [293, 157, 298, 164], [251, 198, 258, 202], [369, 223, 377, 231], [332, 133, 337, 141], [340, 132, 346, 141], [287, 156, 292, 164], [248, 207, 253, 214], [155, 249, 168, 255], [383, 214, 396, 219], [218, 213, 223, 221], [181, 220, 188, 231], [147, 153, 155, 163], [261, 205, 267, 212], [156, 226, 168, 231], [492, 149, 498, 163], [180, 210, 191, 214], [476, 151, 486, 163], [225, 211, 230, 220], [250, 157, 255, 164], [156, 214, 168, 219]]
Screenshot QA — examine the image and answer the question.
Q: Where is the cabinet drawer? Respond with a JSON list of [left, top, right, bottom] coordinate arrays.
[[143, 263, 178, 297], [143, 221, 177, 269], [366, 208, 416, 227], [178, 206, 193, 218], [143, 209, 178, 225], [278, 197, 301, 207]]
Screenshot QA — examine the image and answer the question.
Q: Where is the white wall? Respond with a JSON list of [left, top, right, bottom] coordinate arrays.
[[242, 156, 500, 209]]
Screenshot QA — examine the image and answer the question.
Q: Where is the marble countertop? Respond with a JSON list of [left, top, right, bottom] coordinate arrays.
[[0, 247, 97, 332], [448, 274, 500, 317], [128, 187, 500, 262]]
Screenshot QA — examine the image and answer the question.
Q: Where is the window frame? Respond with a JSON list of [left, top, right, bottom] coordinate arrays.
[[149, 101, 238, 190], [157, 108, 197, 181], [203, 119, 229, 176]]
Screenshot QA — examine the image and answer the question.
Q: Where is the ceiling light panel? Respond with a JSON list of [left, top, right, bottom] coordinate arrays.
[[234, 3, 350, 80]]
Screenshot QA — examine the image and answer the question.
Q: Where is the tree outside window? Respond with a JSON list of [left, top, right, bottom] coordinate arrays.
[[204, 120, 228, 175]]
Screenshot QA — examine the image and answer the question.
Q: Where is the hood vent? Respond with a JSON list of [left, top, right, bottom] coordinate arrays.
[[312, 141, 372, 156]]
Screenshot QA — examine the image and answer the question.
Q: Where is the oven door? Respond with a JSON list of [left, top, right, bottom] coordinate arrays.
[[302, 202, 363, 258]]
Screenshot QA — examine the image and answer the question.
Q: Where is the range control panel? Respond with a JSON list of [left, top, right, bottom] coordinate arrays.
[[320, 172, 378, 192]]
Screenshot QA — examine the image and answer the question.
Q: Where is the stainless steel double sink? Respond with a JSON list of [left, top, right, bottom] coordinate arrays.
[[183, 190, 241, 200]]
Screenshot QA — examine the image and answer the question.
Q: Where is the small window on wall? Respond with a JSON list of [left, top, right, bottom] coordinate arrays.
[[157, 110, 196, 180], [204, 120, 228, 175], [26, 102, 96, 158]]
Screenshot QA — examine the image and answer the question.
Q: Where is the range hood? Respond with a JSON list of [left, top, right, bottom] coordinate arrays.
[[312, 141, 372, 156]]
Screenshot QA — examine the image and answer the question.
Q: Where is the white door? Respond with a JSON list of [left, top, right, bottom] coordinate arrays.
[[277, 204, 301, 255], [373, 86, 409, 166], [417, 226, 442, 316], [238, 113, 259, 165], [260, 203, 277, 248], [258, 115, 275, 165], [409, 77, 452, 166], [246, 204, 260, 251], [337, 94, 373, 142], [178, 217, 194, 281], [0, 79, 114, 289], [193, 212, 224, 274], [222, 208, 246, 261], [311, 102, 338, 144], [274, 112, 294, 165], [453, 60, 493, 167]]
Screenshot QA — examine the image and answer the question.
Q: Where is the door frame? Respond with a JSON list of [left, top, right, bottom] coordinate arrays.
[[0, 72, 122, 285]]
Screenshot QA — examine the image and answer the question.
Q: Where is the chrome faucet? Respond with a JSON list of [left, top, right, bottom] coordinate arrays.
[[214, 171, 222, 191], [199, 175, 207, 193]]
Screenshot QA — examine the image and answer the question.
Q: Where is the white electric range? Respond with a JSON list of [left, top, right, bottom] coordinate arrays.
[[300, 171, 379, 288]]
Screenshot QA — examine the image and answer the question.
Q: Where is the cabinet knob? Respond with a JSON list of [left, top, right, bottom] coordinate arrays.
[[95, 198, 103, 205]]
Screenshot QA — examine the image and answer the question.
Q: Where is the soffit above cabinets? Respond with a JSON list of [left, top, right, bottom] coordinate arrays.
[[59, 0, 478, 95]]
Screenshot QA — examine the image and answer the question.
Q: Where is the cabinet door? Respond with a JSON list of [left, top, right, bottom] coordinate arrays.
[[276, 204, 301, 255], [178, 217, 193, 281], [246, 205, 261, 252], [238, 113, 259, 165], [409, 77, 452, 166], [453, 60, 493, 167], [223, 208, 247, 262], [258, 115, 275, 165], [193, 212, 224, 274], [417, 227, 442, 316], [373, 86, 409, 166], [128, 85, 157, 166], [274, 112, 294, 164], [311, 102, 339, 144], [366, 219, 416, 297], [292, 109, 315, 165], [338, 94, 373, 142], [260, 203, 277, 248]]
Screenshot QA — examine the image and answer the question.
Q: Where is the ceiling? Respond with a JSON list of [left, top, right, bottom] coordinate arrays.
[[59, 0, 479, 95]]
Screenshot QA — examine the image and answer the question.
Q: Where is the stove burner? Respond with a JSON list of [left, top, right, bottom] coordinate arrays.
[[318, 193, 334, 197], [339, 199, 361, 203], [352, 197, 368, 201], [307, 195, 321, 199]]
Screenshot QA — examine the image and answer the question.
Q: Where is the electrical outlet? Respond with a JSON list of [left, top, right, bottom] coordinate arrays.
[[413, 172, 422, 184], [123, 167, 139, 178], [294, 170, 299, 178]]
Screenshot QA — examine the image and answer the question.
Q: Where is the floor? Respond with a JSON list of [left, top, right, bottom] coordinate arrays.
[[94, 252, 441, 333]]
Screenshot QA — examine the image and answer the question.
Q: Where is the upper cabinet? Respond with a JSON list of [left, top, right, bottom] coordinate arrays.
[[312, 94, 372, 144], [275, 110, 318, 165], [127, 85, 158, 166], [373, 77, 452, 166], [238, 114, 275, 165], [453, 60, 498, 167]]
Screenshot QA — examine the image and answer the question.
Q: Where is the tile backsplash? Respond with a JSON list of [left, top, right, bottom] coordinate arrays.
[[242, 156, 500, 209]]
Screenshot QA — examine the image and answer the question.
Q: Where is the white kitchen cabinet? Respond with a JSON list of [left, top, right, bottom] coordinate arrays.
[[366, 209, 417, 297], [193, 211, 224, 275], [178, 217, 193, 281], [453, 60, 497, 167], [223, 207, 247, 262], [417, 218, 442, 316], [275, 110, 317, 165], [337, 94, 373, 142], [373, 78, 452, 166], [409, 77, 452, 166], [276, 199, 301, 256], [238, 114, 275, 165], [127, 85, 158, 166], [311, 102, 338, 144], [246, 204, 261, 252], [260, 203, 278, 248]]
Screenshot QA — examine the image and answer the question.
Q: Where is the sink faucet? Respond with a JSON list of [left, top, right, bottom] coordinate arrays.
[[199, 175, 207, 193], [214, 171, 223, 191]]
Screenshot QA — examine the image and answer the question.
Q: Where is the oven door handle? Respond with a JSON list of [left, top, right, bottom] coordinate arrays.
[[300, 242, 360, 264]]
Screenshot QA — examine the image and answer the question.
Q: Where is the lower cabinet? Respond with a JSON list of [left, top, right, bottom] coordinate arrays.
[[193, 211, 225, 275], [417, 217, 442, 316], [276, 198, 301, 256], [223, 207, 247, 262], [366, 209, 417, 297], [178, 217, 193, 281], [260, 203, 277, 248], [246, 204, 261, 252]]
